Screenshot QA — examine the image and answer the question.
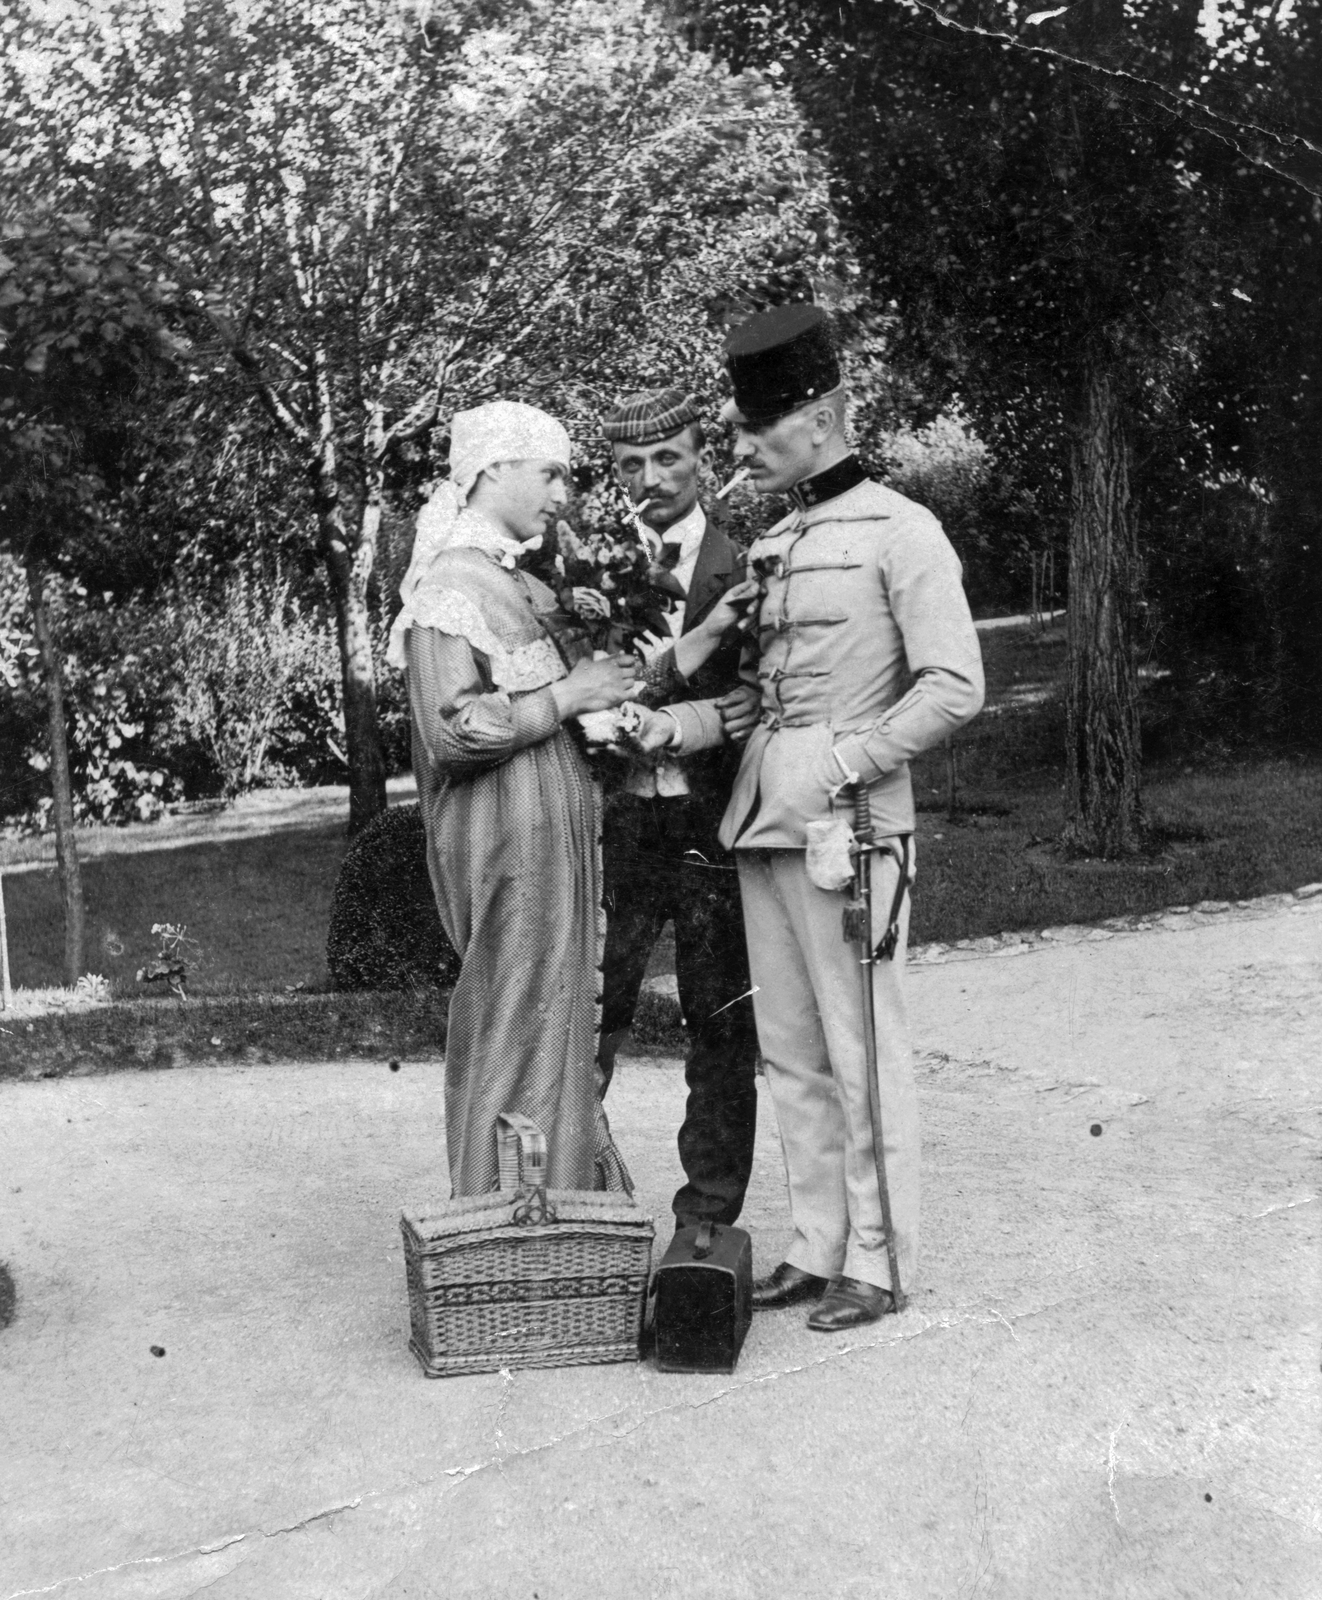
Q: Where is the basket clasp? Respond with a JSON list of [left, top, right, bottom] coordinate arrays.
[[511, 1186, 557, 1226]]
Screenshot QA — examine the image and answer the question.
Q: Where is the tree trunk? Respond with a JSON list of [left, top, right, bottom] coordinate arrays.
[[313, 475, 387, 836], [335, 556, 387, 837], [1062, 364, 1143, 857], [25, 559, 87, 982]]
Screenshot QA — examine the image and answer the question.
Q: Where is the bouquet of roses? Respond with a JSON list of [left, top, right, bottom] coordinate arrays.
[[537, 471, 758, 754], [547, 489, 677, 655], [537, 486, 681, 753]]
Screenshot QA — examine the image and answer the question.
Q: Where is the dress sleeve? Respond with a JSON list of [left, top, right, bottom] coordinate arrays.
[[407, 627, 560, 778]]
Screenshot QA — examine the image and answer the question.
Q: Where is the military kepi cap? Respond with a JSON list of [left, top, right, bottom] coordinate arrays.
[[722, 304, 841, 426], [602, 387, 703, 446]]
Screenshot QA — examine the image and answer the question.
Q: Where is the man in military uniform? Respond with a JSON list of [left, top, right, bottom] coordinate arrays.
[[660, 307, 985, 1328], [597, 387, 761, 1233]]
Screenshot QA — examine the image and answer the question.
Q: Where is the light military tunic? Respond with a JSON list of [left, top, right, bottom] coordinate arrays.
[[665, 471, 984, 1293], [669, 476, 984, 846]]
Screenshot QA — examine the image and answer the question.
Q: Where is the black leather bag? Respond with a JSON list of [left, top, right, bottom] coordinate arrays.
[[653, 1220, 752, 1373]]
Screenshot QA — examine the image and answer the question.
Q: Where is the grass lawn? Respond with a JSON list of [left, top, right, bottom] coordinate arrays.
[[3, 619, 1319, 1073], [907, 624, 1322, 943], [909, 762, 1322, 943], [1, 988, 449, 1081], [3, 826, 350, 996]]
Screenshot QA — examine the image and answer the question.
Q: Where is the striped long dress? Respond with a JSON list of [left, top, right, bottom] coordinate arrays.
[[404, 537, 630, 1196]]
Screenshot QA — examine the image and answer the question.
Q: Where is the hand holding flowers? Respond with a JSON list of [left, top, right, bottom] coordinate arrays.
[[616, 704, 681, 755], [550, 652, 639, 722]]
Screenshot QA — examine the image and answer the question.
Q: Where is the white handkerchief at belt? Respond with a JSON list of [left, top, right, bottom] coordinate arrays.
[[804, 816, 857, 892]]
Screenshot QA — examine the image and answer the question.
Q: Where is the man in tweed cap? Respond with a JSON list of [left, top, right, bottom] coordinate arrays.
[[597, 385, 761, 1233]]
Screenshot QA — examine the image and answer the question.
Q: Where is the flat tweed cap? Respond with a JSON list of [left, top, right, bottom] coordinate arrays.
[[602, 387, 703, 446], [722, 304, 841, 425]]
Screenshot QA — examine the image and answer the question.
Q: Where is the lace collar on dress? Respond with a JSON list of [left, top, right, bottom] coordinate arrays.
[[447, 510, 542, 571]]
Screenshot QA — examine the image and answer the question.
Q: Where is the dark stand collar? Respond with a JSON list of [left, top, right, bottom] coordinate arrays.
[[788, 454, 868, 511]]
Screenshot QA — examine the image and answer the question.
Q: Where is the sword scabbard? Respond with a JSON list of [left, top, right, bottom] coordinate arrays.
[[847, 782, 905, 1308]]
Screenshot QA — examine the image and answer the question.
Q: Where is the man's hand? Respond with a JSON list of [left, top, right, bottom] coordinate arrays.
[[818, 746, 860, 804], [671, 578, 761, 682], [618, 705, 677, 756], [635, 628, 672, 665], [717, 684, 760, 745], [698, 576, 762, 641]]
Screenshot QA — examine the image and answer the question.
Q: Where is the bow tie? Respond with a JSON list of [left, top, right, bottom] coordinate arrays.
[[649, 566, 686, 603], [649, 538, 686, 602]]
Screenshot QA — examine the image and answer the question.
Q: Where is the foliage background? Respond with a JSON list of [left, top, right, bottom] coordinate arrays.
[[0, 0, 1024, 826], [2, 0, 1317, 833]]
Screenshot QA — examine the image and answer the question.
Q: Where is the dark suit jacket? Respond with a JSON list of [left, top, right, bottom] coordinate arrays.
[[636, 514, 746, 812]]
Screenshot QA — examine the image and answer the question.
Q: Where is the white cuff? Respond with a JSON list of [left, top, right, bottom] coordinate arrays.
[[827, 746, 860, 804], [659, 707, 685, 752]]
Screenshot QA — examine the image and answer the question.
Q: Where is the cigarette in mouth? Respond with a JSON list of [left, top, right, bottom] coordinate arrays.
[[628, 498, 661, 556], [715, 468, 751, 501]]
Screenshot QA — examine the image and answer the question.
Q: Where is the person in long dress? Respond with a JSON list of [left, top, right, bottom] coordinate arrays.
[[387, 401, 639, 1196]]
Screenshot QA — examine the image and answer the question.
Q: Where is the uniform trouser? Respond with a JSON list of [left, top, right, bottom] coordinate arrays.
[[736, 846, 918, 1293], [599, 792, 759, 1227]]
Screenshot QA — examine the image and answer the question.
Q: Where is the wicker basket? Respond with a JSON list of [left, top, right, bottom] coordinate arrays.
[[401, 1113, 654, 1378]]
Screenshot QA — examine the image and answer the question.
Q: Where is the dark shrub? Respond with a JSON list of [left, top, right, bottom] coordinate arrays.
[[326, 804, 460, 991]]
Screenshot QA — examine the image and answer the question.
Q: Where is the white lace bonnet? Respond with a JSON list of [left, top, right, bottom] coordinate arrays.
[[388, 400, 572, 670]]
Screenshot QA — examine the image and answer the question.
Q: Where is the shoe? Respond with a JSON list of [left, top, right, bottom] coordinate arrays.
[[751, 1262, 830, 1310], [806, 1277, 896, 1331]]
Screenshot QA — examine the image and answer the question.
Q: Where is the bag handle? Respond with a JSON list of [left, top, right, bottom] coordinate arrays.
[[496, 1112, 557, 1225], [496, 1112, 548, 1190], [693, 1220, 716, 1259]]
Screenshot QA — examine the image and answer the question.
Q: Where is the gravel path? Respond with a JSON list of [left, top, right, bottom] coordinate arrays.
[[1, 896, 1317, 1599]]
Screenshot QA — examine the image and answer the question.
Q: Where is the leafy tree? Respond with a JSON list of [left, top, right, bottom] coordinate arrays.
[[1145, 3, 1322, 746], [695, 0, 1319, 853], [0, 207, 180, 980], [6, 0, 847, 831], [158, 566, 340, 798], [871, 410, 1044, 616]]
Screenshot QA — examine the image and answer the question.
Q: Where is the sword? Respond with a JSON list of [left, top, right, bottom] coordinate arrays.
[[841, 782, 906, 1310]]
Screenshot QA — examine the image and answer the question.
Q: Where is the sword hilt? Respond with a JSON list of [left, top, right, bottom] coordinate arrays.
[[843, 782, 875, 947], [851, 782, 875, 846]]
